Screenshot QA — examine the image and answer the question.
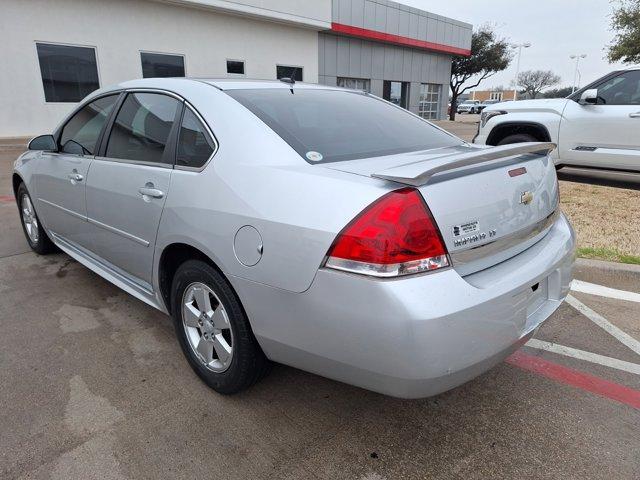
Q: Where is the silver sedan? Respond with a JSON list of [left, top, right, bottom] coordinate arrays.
[[12, 78, 575, 398]]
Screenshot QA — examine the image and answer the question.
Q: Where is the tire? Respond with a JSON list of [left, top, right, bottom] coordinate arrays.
[[17, 183, 56, 255], [170, 259, 270, 394], [496, 133, 539, 145]]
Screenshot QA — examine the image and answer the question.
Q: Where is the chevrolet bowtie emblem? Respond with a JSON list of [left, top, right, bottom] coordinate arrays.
[[520, 191, 534, 205]]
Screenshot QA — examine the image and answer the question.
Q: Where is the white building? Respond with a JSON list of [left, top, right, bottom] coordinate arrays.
[[0, 0, 471, 137]]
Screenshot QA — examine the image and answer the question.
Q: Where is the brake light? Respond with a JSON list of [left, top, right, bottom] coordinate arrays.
[[325, 188, 449, 277]]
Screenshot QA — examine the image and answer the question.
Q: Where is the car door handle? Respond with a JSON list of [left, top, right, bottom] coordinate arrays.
[[67, 172, 83, 182], [138, 187, 164, 199], [629, 112, 640, 118]]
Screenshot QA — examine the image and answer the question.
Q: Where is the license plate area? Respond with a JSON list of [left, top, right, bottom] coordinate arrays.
[[526, 277, 549, 318]]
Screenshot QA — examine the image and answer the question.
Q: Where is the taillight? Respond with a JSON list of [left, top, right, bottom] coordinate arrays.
[[324, 188, 449, 277]]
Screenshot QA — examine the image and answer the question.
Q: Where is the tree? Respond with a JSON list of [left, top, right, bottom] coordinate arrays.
[[449, 26, 512, 120], [542, 86, 574, 98], [516, 70, 561, 99], [607, 0, 640, 64]]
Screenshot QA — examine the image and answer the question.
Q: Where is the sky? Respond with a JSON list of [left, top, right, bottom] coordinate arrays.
[[399, 0, 627, 91]]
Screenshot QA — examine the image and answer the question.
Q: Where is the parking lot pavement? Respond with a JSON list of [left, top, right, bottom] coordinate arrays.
[[1, 147, 639, 479]]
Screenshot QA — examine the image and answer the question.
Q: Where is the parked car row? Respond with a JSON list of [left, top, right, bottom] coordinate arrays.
[[474, 65, 640, 172], [456, 99, 501, 114]]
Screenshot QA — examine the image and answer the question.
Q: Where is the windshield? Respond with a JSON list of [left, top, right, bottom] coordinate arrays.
[[226, 88, 460, 163]]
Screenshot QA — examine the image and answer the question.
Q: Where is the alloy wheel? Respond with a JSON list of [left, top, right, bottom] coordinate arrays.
[[182, 282, 234, 372], [21, 194, 39, 244]]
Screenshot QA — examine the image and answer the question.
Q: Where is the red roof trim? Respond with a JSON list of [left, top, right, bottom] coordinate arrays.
[[331, 22, 471, 57]]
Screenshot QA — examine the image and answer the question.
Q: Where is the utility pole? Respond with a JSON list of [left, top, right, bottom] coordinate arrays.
[[570, 54, 587, 93], [511, 42, 531, 100]]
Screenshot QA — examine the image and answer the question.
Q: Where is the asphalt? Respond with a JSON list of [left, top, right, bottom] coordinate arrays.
[[1, 144, 639, 479]]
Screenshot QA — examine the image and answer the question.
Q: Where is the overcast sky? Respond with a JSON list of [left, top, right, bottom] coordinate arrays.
[[400, 0, 626, 91]]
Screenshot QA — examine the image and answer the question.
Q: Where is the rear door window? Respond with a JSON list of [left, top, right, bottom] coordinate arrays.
[[176, 108, 215, 168], [105, 92, 181, 164], [226, 88, 459, 163], [59, 94, 119, 155]]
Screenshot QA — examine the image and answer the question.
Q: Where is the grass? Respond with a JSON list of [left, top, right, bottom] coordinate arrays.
[[560, 181, 640, 265], [577, 247, 640, 265]]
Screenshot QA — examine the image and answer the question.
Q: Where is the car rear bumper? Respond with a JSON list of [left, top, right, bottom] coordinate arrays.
[[232, 213, 576, 399]]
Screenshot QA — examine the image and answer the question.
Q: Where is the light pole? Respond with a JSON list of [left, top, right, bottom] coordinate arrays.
[[511, 42, 531, 100], [570, 54, 587, 93]]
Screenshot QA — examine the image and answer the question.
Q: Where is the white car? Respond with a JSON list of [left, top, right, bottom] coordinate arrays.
[[474, 66, 640, 171], [456, 100, 481, 114]]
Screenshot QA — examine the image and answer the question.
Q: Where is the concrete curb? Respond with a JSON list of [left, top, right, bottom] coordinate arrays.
[[0, 137, 29, 151], [575, 257, 640, 277]]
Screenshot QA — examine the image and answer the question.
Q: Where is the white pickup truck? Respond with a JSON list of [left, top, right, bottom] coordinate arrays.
[[474, 66, 640, 172]]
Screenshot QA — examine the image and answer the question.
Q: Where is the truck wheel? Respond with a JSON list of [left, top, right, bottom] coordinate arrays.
[[497, 133, 538, 145]]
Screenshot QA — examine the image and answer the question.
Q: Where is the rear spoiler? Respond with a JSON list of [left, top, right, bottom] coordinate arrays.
[[371, 142, 556, 187]]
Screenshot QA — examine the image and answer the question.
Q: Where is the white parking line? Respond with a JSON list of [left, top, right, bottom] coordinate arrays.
[[566, 294, 640, 356], [571, 279, 640, 304], [526, 339, 640, 375]]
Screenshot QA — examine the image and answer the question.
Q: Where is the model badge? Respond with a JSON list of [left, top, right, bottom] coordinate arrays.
[[520, 191, 534, 205]]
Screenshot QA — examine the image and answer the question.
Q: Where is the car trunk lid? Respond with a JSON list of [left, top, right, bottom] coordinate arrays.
[[324, 143, 559, 276]]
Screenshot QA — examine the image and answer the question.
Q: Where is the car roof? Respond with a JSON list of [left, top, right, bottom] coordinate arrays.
[[195, 78, 344, 91], [111, 77, 348, 93]]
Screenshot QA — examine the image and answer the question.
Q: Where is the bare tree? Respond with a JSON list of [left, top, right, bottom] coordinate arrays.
[[517, 70, 561, 99]]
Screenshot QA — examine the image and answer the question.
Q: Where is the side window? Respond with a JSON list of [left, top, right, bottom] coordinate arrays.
[[597, 71, 640, 105], [106, 93, 180, 163], [59, 94, 119, 155], [176, 108, 215, 168]]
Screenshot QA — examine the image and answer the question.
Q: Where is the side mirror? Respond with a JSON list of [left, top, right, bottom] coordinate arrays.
[[28, 134, 57, 152], [579, 89, 598, 105]]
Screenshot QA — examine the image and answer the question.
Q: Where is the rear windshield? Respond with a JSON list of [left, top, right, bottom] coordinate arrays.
[[226, 88, 460, 163]]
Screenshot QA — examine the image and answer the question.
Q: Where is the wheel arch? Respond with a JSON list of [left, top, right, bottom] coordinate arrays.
[[158, 242, 232, 314], [12, 173, 24, 199], [486, 121, 552, 145]]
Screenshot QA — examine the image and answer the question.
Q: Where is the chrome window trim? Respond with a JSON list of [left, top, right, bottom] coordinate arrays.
[[40, 151, 92, 160], [450, 209, 560, 266], [93, 156, 173, 170]]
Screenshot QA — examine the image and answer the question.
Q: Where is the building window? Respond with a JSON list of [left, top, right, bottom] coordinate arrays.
[[140, 52, 185, 78], [36, 43, 100, 103], [276, 65, 303, 82], [226, 60, 245, 75], [418, 83, 442, 120], [337, 78, 371, 93], [490, 91, 503, 101], [383, 81, 409, 109]]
